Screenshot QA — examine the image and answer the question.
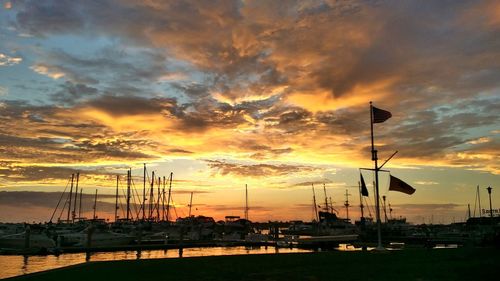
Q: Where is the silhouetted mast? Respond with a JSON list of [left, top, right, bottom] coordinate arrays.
[[487, 186, 493, 218], [78, 189, 83, 219], [477, 185, 482, 217], [126, 169, 131, 220], [166, 172, 173, 222], [312, 184, 319, 222], [344, 189, 350, 221], [143, 163, 146, 220], [369, 101, 392, 250], [323, 184, 329, 212], [358, 181, 364, 220], [162, 176, 166, 220], [157, 177, 161, 221], [67, 173, 75, 222], [188, 191, 193, 217], [115, 175, 119, 222], [72, 172, 79, 222], [244, 184, 249, 220], [149, 171, 154, 220], [93, 189, 98, 220]]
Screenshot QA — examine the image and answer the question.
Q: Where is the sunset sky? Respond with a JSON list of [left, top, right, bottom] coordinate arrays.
[[0, 0, 498, 223]]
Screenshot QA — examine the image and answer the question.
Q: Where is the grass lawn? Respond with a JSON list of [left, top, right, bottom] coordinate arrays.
[[7, 247, 499, 281]]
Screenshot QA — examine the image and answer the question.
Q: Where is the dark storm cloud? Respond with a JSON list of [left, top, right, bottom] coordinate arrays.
[[14, 0, 85, 36], [51, 82, 99, 105], [85, 95, 180, 117], [316, 107, 367, 135], [29, 48, 169, 90], [378, 99, 500, 159]]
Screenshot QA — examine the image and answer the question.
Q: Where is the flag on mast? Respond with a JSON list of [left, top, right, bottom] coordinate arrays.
[[389, 175, 416, 195], [372, 106, 392, 123], [360, 173, 369, 197]]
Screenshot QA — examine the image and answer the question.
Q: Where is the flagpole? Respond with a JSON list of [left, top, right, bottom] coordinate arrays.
[[370, 101, 384, 250]]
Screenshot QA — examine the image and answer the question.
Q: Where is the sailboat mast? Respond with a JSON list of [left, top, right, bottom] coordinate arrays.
[[78, 189, 83, 219], [477, 185, 482, 217], [149, 171, 154, 220], [67, 173, 75, 222], [166, 172, 173, 222], [162, 176, 166, 221], [312, 184, 319, 222], [115, 175, 119, 222], [157, 177, 161, 222], [244, 184, 249, 220], [370, 101, 383, 249], [72, 172, 79, 222], [487, 186, 493, 218], [126, 169, 131, 220], [188, 191, 193, 217], [323, 184, 329, 212], [93, 189, 98, 220], [344, 189, 350, 221], [143, 163, 146, 220]]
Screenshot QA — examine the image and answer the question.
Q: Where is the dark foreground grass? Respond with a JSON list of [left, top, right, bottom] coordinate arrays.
[[8, 247, 500, 281]]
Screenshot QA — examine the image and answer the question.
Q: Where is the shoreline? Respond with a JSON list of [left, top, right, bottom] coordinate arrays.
[[5, 246, 499, 281]]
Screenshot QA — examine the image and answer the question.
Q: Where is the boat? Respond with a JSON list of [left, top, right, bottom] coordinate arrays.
[[0, 232, 55, 251]]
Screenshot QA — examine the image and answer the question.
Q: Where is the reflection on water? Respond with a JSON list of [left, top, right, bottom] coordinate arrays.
[[336, 243, 374, 251], [433, 244, 458, 249], [0, 246, 312, 279]]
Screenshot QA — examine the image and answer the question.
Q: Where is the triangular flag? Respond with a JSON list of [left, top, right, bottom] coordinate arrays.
[[372, 106, 392, 123], [389, 175, 416, 195], [360, 173, 369, 197]]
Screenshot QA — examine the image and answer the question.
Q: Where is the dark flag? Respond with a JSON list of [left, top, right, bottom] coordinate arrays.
[[372, 106, 392, 123], [360, 173, 369, 196], [389, 175, 416, 195]]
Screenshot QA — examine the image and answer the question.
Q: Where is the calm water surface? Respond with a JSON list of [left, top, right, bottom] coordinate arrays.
[[0, 246, 312, 279]]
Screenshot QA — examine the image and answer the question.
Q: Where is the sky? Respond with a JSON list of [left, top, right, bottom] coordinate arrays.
[[0, 0, 498, 224]]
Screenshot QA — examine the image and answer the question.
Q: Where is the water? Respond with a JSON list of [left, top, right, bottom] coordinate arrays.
[[0, 246, 312, 279]]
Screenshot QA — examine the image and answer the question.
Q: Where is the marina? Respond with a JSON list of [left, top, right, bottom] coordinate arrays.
[[0, 1, 499, 280]]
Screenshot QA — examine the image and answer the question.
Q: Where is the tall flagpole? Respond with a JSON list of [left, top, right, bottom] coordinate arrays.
[[370, 101, 383, 250]]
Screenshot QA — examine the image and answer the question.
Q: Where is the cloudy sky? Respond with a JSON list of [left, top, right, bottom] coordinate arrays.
[[0, 0, 498, 223]]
